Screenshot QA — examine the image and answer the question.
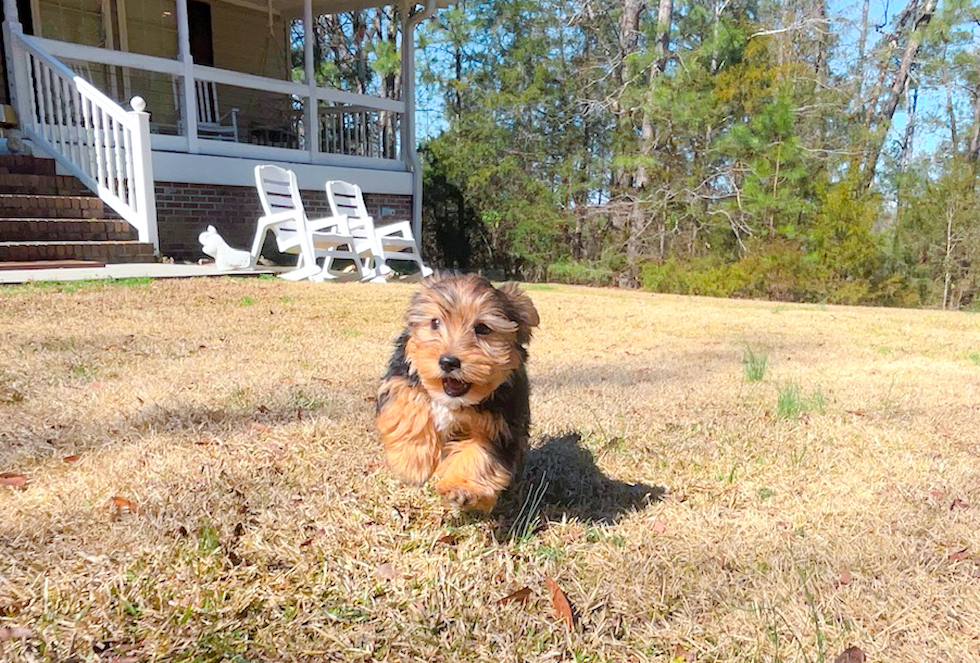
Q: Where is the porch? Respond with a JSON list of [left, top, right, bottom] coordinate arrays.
[[0, 0, 435, 260]]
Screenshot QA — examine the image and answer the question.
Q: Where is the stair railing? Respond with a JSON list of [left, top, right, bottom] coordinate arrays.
[[2, 26, 158, 251]]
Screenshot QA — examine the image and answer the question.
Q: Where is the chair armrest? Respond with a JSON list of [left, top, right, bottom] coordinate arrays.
[[307, 214, 350, 235], [257, 210, 301, 225], [376, 219, 413, 239]]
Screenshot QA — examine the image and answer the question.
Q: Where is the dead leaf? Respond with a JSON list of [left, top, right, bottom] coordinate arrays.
[[376, 563, 399, 580], [0, 626, 33, 640], [256, 405, 270, 414], [951, 498, 970, 510], [929, 489, 945, 500], [949, 547, 970, 561], [64, 455, 80, 463], [363, 396, 375, 402], [300, 528, 325, 547], [0, 473, 27, 488], [833, 646, 866, 663], [652, 518, 667, 534], [497, 587, 533, 604], [545, 577, 576, 629], [838, 570, 853, 586], [672, 644, 694, 662], [435, 534, 457, 546], [109, 495, 137, 513]]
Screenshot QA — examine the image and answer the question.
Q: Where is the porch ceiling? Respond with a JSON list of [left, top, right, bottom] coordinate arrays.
[[267, 0, 452, 19]]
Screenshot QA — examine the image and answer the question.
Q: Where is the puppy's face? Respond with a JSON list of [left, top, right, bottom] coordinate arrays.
[[404, 273, 539, 408]]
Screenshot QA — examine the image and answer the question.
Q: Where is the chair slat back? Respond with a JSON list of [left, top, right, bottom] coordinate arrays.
[[197, 80, 220, 124], [326, 180, 371, 231], [255, 165, 304, 239]]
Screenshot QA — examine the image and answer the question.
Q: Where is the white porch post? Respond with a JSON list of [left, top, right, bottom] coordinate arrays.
[[129, 96, 159, 251], [303, 0, 318, 159], [176, 0, 198, 152], [402, 0, 436, 245], [400, 2, 421, 243], [2, 0, 30, 130]]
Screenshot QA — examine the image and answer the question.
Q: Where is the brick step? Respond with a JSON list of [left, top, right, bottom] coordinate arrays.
[[0, 155, 57, 176], [0, 240, 154, 263], [0, 173, 89, 195], [0, 218, 136, 242], [0, 194, 106, 218], [0, 259, 105, 271]]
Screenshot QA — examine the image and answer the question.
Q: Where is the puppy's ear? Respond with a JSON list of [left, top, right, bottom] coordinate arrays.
[[498, 282, 539, 343]]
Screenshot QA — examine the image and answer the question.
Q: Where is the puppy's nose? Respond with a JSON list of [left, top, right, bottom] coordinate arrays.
[[439, 354, 461, 372]]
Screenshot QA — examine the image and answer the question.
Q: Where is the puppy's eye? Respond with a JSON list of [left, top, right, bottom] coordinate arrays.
[[474, 323, 491, 336], [430, 318, 440, 330]]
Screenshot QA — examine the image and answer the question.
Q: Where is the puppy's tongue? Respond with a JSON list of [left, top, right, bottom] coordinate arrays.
[[442, 377, 471, 398]]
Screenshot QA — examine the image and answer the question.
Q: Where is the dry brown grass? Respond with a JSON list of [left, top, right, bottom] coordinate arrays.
[[1, 277, 979, 663]]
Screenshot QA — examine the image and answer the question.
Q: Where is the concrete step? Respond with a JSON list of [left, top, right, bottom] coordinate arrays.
[[0, 218, 136, 242], [0, 259, 105, 271], [0, 194, 106, 218], [0, 240, 154, 263]]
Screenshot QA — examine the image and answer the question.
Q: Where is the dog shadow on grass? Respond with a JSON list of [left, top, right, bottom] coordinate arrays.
[[493, 432, 664, 541]]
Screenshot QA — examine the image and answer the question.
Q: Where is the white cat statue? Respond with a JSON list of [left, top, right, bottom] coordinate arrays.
[[198, 225, 253, 270]]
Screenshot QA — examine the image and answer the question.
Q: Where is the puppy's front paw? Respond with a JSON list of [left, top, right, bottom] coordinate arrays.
[[434, 477, 498, 514]]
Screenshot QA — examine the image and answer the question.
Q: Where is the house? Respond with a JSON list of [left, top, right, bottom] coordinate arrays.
[[0, 0, 440, 267]]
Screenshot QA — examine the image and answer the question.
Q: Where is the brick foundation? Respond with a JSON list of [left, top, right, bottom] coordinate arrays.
[[155, 182, 413, 262]]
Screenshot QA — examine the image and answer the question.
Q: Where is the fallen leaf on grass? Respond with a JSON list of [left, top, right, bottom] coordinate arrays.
[[63, 455, 80, 463], [0, 473, 26, 488], [376, 563, 399, 580], [545, 577, 576, 629], [652, 518, 667, 534], [929, 489, 945, 500], [496, 587, 532, 604], [837, 571, 853, 586], [0, 626, 33, 640], [833, 646, 866, 663], [435, 534, 457, 546], [109, 495, 138, 514], [948, 547, 970, 561], [950, 498, 970, 510], [300, 528, 325, 547], [672, 644, 694, 662]]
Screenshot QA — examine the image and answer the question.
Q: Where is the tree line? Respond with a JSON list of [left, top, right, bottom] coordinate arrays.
[[300, 0, 980, 308]]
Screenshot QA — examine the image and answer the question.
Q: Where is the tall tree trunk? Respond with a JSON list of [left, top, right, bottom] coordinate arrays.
[[968, 81, 980, 165], [860, 0, 937, 189], [899, 83, 917, 172], [856, 0, 870, 98]]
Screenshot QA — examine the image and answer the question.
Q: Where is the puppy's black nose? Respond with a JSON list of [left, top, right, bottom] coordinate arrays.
[[439, 355, 461, 372]]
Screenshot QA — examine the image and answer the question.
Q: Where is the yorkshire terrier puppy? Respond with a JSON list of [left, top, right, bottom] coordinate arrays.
[[376, 273, 540, 513]]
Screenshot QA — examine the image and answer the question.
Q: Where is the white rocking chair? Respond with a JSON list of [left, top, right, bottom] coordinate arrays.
[[172, 79, 239, 141], [325, 180, 433, 280], [251, 165, 380, 282]]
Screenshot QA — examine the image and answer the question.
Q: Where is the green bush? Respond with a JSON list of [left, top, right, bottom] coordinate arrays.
[[547, 260, 614, 286]]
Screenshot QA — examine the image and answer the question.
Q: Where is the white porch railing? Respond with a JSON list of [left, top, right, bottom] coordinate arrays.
[[24, 36, 408, 170], [2, 28, 158, 250]]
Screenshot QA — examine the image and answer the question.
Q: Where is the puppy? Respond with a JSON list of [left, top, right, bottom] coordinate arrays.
[[376, 273, 540, 513]]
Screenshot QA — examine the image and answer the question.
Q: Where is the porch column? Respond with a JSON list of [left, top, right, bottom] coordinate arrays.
[[2, 0, 30, 131], [176, 0, 198, 152], [401, 0, 437, 245], [304, 0, 318, 159], [400, 2, 421, 243]]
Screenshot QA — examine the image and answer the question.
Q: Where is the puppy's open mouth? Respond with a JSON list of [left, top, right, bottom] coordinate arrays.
[[442, 377, 471, 398]]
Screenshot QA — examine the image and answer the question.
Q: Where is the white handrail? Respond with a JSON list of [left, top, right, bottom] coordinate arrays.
[[4, 30, 158, 250]]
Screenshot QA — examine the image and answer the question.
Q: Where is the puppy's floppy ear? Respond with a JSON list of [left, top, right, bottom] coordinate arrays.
[[498, 282, 539, 343]]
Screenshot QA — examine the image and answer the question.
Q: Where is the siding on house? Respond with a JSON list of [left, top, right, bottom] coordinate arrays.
[[155, 181, 412, 261]]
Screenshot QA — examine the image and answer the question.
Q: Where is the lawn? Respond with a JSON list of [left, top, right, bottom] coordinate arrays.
[[1, 277, 979, 662]]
